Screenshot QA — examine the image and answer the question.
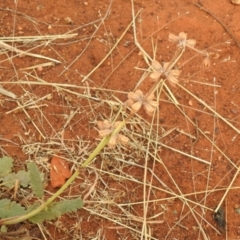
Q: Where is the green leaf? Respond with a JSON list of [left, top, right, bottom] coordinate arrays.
[[29, 207, 59, 223], [27, 162, 44, 198], [3, 170, 30, 188], [0, 199, 26, 219], [0, 156, 13, 177], [16, 170, 30, 187], [29, 198, 83, 223], [53, 198, 84, 215]]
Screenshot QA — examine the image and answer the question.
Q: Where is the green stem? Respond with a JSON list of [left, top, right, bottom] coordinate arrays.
[[81, 120, 126, 167], [1, 112, 129, 226], [0, 170, 79, 225], [81, 135, 111, 167]]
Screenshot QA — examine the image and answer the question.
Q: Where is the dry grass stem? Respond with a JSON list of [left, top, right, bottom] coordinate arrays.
[[0, 40, 60, 63]]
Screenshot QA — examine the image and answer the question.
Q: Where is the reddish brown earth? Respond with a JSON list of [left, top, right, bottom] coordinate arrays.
[[0, 0, 240, 240]]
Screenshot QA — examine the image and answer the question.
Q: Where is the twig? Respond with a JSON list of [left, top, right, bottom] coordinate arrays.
[[159, 142, 210, 165], [195, 3, 240, 48], [178, 83, 240, 135], [0, 34, 78, 43], [0, 40, 61, 63], [81, 10, 141, 83], [16, 101, 46, 140], [215, 165, 240, 213], [0, 86, 17, 99], [60, 0, 113, 77]]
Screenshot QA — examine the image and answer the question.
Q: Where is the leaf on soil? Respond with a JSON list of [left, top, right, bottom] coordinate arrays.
[[29, 198, 84, 223], [3, 170, 30, 188], [50, 156, 72, 188], [0, 156, 13, 178], [0, 199, 26, 219], [27, 162, 44, 198], [53, 198, 84, 214]]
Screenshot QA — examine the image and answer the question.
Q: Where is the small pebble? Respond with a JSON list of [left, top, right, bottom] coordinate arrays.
[[231, 108, 238, 114], [234, 204, 239, 209], [46, 94, 53, 100], [37, 66, 43, 72], [65, 17, 73, 25]]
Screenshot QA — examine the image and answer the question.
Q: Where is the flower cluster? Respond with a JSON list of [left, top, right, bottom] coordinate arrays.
[[125, 89, 158, 116], [150, 60, 181, 87], [169, 32, 196, 49], [97, 120, 129, 148]]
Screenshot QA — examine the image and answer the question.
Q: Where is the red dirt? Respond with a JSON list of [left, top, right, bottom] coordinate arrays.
[[0, 0, 240, 239]]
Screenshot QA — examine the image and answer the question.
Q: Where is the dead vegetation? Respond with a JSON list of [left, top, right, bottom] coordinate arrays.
[[0, 1, 240, 239]]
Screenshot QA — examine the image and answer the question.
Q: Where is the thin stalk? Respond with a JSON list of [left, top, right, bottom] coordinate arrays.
[[145, 46, 185, 100], [215, 165, 240, 213], [0, 170, 79, 225]]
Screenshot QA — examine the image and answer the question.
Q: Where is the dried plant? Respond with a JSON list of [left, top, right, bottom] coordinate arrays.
[[203, 52, 220, 67], [150, 60, 181, 87], [169, 32, 196, 49], [203, 55, 211, 68], [169, 32, 220, 68], [125, 89, 158, 116], [97, 120, 129, 148]]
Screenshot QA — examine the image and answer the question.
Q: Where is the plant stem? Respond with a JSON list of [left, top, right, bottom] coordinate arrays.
[[0, 170, 79, 225], [214, 165, 240, 213], [81, 120, 127, 167], [144, 46, 185, 100]]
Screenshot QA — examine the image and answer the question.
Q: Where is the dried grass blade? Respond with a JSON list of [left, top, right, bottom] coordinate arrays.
[[179, 83, 240, 134], [159, 142, 210, 165], [0, 87, 17, 99], [0, 34, 78, 43], [20, 62, 55, 71], [0, 40, 60, 64]]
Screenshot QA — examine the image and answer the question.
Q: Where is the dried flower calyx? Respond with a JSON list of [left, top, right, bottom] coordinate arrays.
[[169, 32, 196, 48], [203, 52, 220, 68], [150, 60, 181, 87], [97, 120, 129, 148], [125, 89, 158, 116]]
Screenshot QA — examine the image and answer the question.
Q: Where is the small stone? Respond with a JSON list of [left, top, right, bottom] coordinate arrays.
[[231, 108, 238, 114], [65, 17, 73, 25], [84, 2, 88, 5], [123, 41, 131, 47], [37, 66, 43, 72], [36, 5, 43, 10], [46, 94, 53, 100], [234, 204, 239, 209]]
